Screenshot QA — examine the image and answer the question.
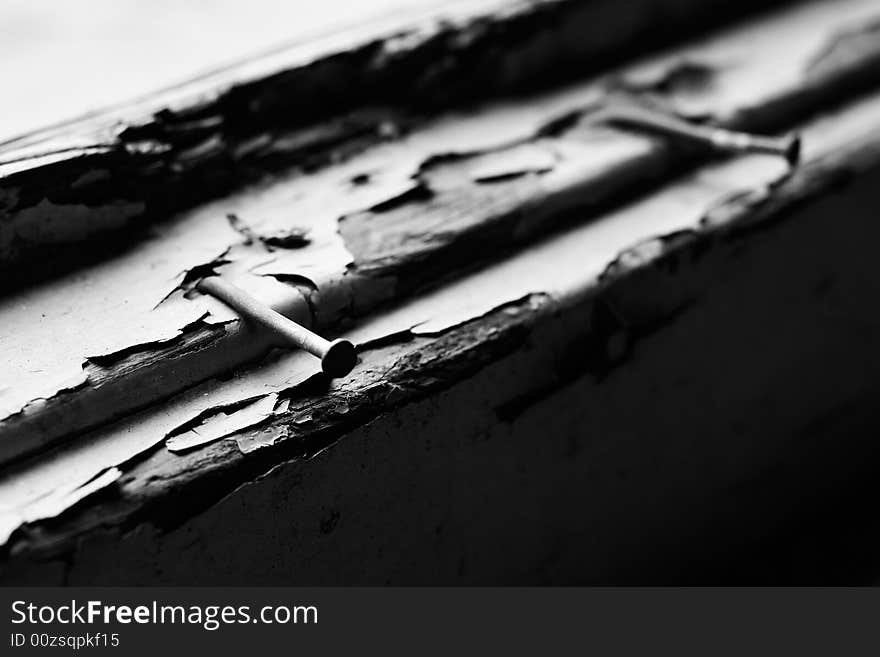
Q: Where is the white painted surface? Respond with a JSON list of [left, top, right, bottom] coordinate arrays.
[[0, 0, 446, 142]]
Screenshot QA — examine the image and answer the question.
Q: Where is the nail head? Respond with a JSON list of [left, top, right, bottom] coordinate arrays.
[[321, 339, 357, 378]]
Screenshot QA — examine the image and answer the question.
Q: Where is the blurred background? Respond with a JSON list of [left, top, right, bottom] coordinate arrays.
[[0, 0, 445, 143]]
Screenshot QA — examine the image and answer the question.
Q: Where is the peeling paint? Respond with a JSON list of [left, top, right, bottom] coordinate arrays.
[[0, 468, 121, 547], [468, 142, 558, 183], [1, 0, 790, 281], [226, 212, 310, 250], [86, 313, 218, 366], [0, 370, 90, 427], [3, 0, 879, 463], [166, 393, 279, 453], [2, 0, 880, 540], [3, 88, 880, 551], [235, 425, 290, 455]]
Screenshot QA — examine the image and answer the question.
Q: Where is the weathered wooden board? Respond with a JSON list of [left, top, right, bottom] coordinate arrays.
[[1, 0, 792, 269], [2, 0, 879, 465], [4, 62, 880, 577], [4, 0, 880, 582]]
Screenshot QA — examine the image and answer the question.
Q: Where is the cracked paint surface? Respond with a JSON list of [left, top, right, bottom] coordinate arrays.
[[3, 81, 880, 548], [165, 394, 280, 453], [2, 0, 880, 465], [2, 0, 880, 552], [0, 0, 789, 269]]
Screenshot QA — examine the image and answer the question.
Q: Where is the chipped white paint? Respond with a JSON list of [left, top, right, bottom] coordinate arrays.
[[616, 0, 880, 119], [2, 84, 880, 544], [348, 152, 788, 343], [468, 142, 559, 183], [165, 393, 279, 453], [2, 0, 878, 448], [0, 467, 121, 546], [3, 0, 880, 546], [0, 0, 510, 158]]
